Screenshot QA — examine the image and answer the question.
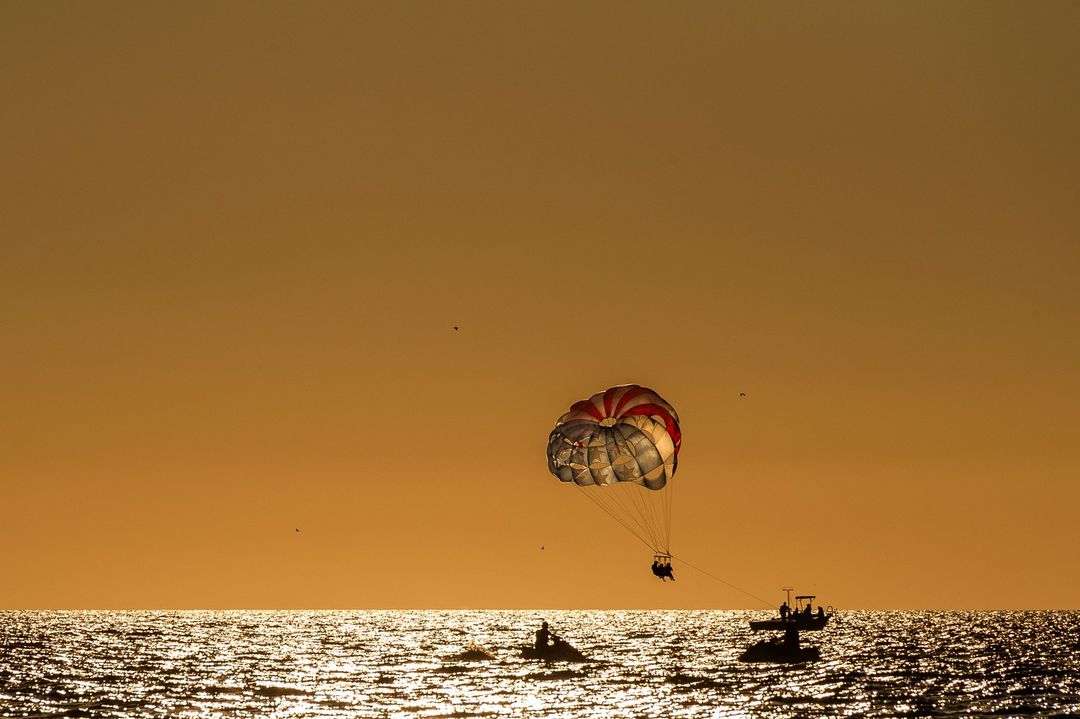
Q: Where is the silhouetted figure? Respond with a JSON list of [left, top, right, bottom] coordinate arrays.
[[651, 561, 662, 579], [803, 603, 812, 616], [780, 602, 790, 620], [783, 620, 800, 650], [817, 606, 825, 619], [535, 621, 551, 650], [660, 562, 674, 581]]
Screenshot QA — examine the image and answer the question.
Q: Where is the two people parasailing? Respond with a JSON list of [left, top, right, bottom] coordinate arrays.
[[548, 385, 682, 582], [651, 555, 675, 581]]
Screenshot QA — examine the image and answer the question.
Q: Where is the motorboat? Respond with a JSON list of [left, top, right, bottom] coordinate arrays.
[[738, 637, 821, 664], [740, 616, 820, 663]]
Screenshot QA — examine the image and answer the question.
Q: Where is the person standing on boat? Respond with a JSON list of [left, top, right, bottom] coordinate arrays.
[[783, 620, 800, 650], [780, 602, 790, 620]]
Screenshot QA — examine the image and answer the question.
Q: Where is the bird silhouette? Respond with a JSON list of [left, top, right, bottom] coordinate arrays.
[[739, 392, 747, 397], [452, 326, 460, 331], [295, 528, 300, 533]]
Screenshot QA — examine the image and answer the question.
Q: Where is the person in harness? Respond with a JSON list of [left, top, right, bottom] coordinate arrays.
[[651, 557, 675, 581]]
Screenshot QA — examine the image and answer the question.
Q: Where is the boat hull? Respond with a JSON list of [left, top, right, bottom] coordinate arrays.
[[738, 641, 821, 664], [749, 615, 831, 632]]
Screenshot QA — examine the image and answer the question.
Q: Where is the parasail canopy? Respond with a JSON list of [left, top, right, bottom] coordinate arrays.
[[546, 384, 681, 554]]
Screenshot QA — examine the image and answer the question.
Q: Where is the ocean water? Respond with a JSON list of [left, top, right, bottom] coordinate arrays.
[[2, 610, 1079, 718]]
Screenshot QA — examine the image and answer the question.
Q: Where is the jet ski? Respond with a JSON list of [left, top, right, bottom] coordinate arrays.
[[520, 637, 588, 662]]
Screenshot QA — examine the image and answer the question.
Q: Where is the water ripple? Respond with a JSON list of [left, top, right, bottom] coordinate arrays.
[[1, 610, 1079, 718]]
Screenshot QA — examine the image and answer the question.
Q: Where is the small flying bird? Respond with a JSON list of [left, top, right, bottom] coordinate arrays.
[[540, 545, 545, 550], [295, 528, 301, 533], [739, 392, 747, 397], [452, 325, 460, 331]]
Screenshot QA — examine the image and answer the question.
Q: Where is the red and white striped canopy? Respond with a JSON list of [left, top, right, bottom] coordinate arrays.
[[547, 384, 681, 491]]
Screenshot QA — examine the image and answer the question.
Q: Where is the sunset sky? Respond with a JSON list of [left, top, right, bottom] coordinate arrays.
[[2, 1, 1078, 610]]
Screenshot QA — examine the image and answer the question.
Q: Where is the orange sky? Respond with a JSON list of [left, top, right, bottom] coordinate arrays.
[[2, 1, 1078, 610]]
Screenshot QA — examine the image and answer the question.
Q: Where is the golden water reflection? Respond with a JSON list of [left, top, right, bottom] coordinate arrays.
[[1, 610, 1078, 717]]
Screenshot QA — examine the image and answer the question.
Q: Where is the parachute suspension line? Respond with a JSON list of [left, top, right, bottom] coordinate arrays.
[[666, 553, 775, 609], [587, 482, 666, 554], [662, 476, 673, 555], [634, 483, 667, 552], [667, 481, 674, 552], [620, 482, 659, 549], [646, 473, 672, 555], [599, 483, 656, 549], [650, 480, 671, 554], [639, 483, 667, 554], [575, 485, 656, 553], [607, 478, 662, 551], [607, 483, 663, 551], [607, 430, 664, 551]]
